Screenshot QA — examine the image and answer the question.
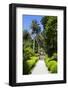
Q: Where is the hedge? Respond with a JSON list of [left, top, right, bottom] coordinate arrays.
[[23, 56, 39, 74], [44, 53, 57, 73]]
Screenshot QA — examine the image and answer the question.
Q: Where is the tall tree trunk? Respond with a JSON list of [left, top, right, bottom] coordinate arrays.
[[38, 44, 39, 53], [33, 38, 35, 53], [36, 36, 39, 53]]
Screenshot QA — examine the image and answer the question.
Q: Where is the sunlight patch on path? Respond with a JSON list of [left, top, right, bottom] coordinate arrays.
[[31, 59, 49, 74]]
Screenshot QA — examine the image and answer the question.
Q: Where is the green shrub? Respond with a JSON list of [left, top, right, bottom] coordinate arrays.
[[23, 47, 35, 60], [44, 54, 57, 73], [45, 58, 50, 66], [50, 61, 57, 73], [25, 47, 34, 56], [44, 54, 52, 66], [51, 53, 57, 61], [23, 56, 39, 75], [47, 61, 57, 71], [23, 60, 30, 74]]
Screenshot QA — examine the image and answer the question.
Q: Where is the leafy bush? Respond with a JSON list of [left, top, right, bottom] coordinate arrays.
[[44, 54, 57, 73], [23, 56, 39, 75], [45, 57, 50, 66], [23, 47, 35, 61], [47, 61, 57, 72], [27, 56, 38, 69], [44, 54, 52, 66], [23, 60, 30, 74], [50, 61, 57, 73], [51, 53, 57, 61]]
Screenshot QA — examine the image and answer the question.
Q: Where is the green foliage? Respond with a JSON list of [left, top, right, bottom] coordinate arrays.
[[23, 60, 30, 74], [47, 61, 57, 71], [23, 30, 34, 61], [23, 25, 40, 74], [31, 20, 41, 53], [51, 53, 57, 61], [24, 47, 35, 60], [41, 16, 57, 56], [31, 20, 41, 34], [36, 34, 45, 49], [41, 16, 49, 29], [23, 30, 33, 49], [23, 56, 39, 74], [27, 56, 39, 67], [44, 54, 57, 73], [50, 62, 57, 73], [23, 30, 31, 40], [34, 39, 38, 53], [44, 54, 50, 66], [23, 16, 57, 74]]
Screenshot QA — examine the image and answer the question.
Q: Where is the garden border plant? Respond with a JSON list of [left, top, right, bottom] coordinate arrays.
[[44, 53, 57, 73]]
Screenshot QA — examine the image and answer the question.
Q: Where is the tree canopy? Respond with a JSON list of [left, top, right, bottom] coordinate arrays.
[[41, 16, 57, 56], [31, 20, 41, 35]]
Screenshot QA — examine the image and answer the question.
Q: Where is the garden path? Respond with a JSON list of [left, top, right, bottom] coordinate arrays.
[[31, 55, 49, 74]]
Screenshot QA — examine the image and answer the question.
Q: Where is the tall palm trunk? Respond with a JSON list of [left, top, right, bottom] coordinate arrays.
[[38, 43, 39, 53], [36, 38, 39, 53], [33, 38, 35, 53]]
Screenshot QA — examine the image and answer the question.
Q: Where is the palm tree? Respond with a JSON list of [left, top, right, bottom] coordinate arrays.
[[31, 20, 41, 53]]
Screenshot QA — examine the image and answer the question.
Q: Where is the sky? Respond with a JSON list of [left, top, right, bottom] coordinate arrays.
[[22, 15, 44, 34]]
